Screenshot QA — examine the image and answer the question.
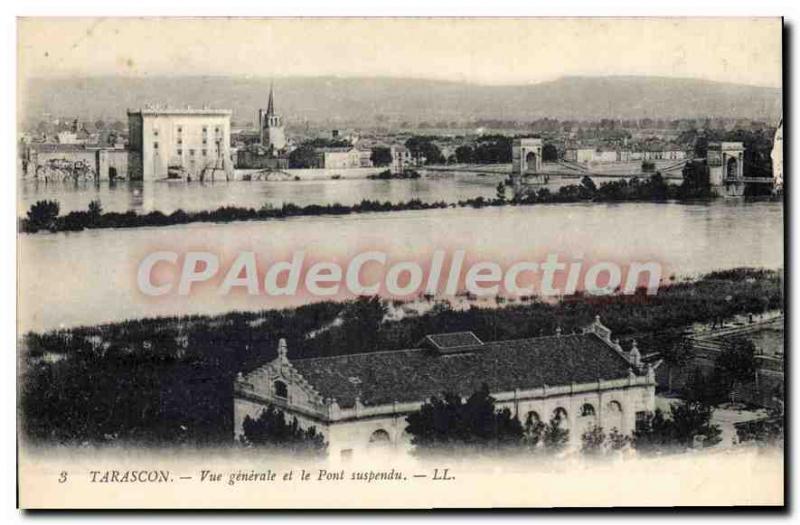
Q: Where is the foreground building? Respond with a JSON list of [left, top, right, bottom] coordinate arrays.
[[234, 317, 657, 458], [127, 106, 233, 180]]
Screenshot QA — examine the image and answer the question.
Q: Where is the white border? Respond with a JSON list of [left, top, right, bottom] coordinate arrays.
[[2, 1, 794, 521]]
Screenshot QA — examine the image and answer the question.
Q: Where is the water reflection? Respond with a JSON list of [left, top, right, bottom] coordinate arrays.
[[18, 171, 623, 215]]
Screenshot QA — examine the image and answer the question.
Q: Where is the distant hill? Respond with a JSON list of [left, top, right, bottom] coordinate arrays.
[[20, 75, 782, 125]]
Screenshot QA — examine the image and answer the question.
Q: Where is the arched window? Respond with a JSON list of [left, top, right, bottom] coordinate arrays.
[[606, 400, 624, 432], [552, 407, 568, 425], [273, 380, 288, 399], [525, 411, 541, 426], [580, 403, 596, 417], [368, 429, 391, 446]]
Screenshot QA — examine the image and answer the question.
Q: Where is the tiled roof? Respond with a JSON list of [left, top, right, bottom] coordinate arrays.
[[289, 333, 635, 409]]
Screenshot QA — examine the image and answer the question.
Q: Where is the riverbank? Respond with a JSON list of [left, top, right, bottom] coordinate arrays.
[[21, 173, 768, 234]]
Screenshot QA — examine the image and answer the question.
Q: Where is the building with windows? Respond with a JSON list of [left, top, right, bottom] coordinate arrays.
[[22, 143, 128, 181], [233, 317, 657, 458], [127, 106, 233, 180], [312, 146, 362, 169], [564, 147, 598, 163], [390, 145, 412, 174]]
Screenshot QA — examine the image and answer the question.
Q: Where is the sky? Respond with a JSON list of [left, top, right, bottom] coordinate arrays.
[[18, 17, 783, 88]]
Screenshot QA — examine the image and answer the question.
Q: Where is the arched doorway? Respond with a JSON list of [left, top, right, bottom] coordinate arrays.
[[726, 157, 739, 180], [525, 151, 538, 174], [368, 429, 391, 448]]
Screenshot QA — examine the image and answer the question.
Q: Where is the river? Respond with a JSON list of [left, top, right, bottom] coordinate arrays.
[[18, 198, 783, 334], [18, 170, 622, 215]]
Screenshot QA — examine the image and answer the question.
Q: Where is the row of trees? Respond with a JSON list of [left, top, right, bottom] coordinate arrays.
[[20, 167, 730, 234], [453, 135, 559, 164], [21, 197, 455, 233], [497, 171, 708, 205]]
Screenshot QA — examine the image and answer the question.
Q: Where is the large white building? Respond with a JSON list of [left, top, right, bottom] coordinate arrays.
[[234, 317, 657, 458], [127, 107, 233, 181]]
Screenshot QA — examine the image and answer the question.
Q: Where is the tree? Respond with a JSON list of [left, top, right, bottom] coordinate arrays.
[[472, 135, 512, 164], [633, 400, 721, 454], [542, 143, 559, 162], [94, 119, 106, 131], [288, 145, 318, 169], [661, 338, 693, 392], [495, 182, 507, 202], [26, 200, 60, 232], [680, 160, 712, 198], [405, 383, 524, 454], [607, 428, 631, 451], [581, 425, 606, 456], [522, 413, 546, 449], [240, 405, 327, 456], [670, 400, 722, 448], [370, 146, 392, 167], [579, 176, 597, 198], [647, 172, 669, 200], [88, 200, 103, 219], [455, 145, 475, 164], [542, 414, 569, 451], [632, 408, 676, 454], [682, 367, 727, 406], [405, 136, 445, 165], [715, 337, 757, 395]]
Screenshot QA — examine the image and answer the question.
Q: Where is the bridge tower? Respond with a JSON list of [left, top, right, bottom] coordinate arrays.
[[510, 138, 544, 193], [707, 141, 745, 197]]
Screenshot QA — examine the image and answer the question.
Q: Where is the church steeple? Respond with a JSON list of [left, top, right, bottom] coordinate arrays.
[[259, 82, 287, 152], [266, 83, 275, 117]]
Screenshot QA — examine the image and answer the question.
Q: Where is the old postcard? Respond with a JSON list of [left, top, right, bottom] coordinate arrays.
[[16, 17, 784, 509]]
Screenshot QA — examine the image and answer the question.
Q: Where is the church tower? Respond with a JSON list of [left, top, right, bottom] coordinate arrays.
[[259, 84, 287, 154]]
